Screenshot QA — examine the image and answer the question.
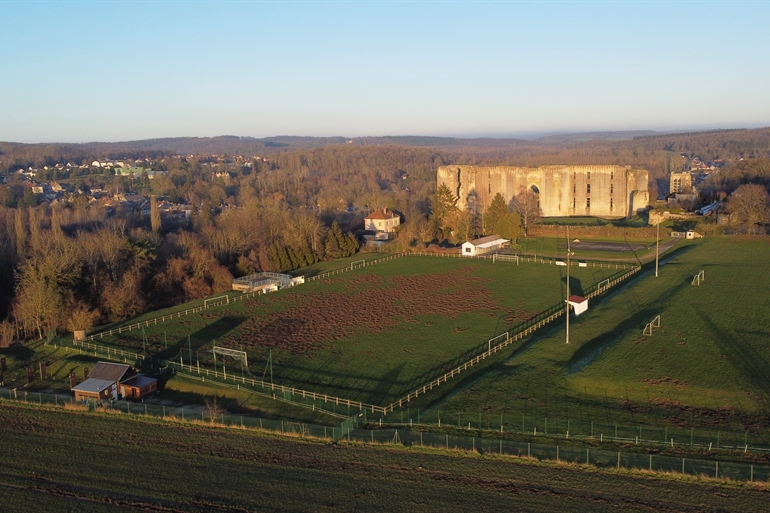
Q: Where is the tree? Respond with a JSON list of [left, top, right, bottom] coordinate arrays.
[[324, 221, 345, 259], [430, 183, 458, 237], [727, 183, 770, 234], [13, 266, 63, 339], [20, 187, 38, 208], [484, 193, 508, 235], [494, 211, 524, 243], [67, 302, 98, 333], [511, 188, 541, 234], [150, 195, 162, 233]]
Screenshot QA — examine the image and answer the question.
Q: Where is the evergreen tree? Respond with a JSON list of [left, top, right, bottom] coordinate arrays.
[[493, 212, 523, 243], [430, 183, 458, 238], [324, 221, 344, 259], [484, 192, 508, 235]]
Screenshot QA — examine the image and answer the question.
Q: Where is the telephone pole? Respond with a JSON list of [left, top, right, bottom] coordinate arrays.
[[655, 219, 660, 278]]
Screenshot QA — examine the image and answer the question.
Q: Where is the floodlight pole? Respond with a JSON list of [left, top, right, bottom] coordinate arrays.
[[566, 227, 573, 345], [655, 220, 660, 278]]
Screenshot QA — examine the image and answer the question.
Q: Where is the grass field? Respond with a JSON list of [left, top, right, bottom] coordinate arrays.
[[420, 238, 770, 439], [74, 255, 621, 407], [0, 402, 766, 513]]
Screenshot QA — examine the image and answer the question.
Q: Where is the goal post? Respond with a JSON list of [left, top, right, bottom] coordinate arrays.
[[212, 346, 248, 368], [488, 332, 509, 351], [643, 315, 661, 336], [204, 295, 230, 309], [692, 270, 705, 286], [350, 259, 366, 270], [597, 279, 611, 293]]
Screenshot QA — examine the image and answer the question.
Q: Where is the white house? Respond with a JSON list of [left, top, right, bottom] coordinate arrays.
[[461, 235, 510, 257], [364, 208, 400, 233]]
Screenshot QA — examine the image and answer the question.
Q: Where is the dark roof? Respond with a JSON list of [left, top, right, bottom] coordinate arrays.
[[568, 295, 587, 304], [121, 375, 157, 389], [89, 362, 133, 383]]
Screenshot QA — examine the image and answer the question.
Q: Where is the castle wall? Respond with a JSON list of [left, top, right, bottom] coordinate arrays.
[[437, 165, 649, 218]]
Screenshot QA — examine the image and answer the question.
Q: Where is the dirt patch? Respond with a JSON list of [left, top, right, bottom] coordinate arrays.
[[224, 267, 515, 355], [640, 377, 690, 389]]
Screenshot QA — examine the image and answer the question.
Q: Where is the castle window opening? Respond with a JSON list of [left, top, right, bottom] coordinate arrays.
[[610, 198, 613, 209], [573, 184, 576, 193], [586, 198, 591, 208], [611, 171, 614, 180], [573, 198, 576, 209], [587, 184, 590, 194], [587, 172, 591, 180], [610, 183, 613, 194]]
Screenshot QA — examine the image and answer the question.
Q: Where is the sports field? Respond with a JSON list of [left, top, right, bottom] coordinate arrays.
[[84, 255, 621, 406], [425, 238, 770, 438], [1, 402, 766, 513]]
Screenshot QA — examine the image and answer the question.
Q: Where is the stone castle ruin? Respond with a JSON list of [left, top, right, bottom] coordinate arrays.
[[437, 165, 649, 219]]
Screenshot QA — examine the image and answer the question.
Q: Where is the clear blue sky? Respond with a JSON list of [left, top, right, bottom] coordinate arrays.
[[1, 1, 769, 143]]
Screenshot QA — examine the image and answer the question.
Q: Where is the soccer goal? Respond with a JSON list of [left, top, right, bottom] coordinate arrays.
[[212, 346, 248, 367], [597, 279, 611, 293], [691, 270, 705, 286], [643, 315, 661, 336], [204, 295, 230, 309], [212, 346, 249, 380], [487, 332, 509, 352], [350, 259, 366, 270]]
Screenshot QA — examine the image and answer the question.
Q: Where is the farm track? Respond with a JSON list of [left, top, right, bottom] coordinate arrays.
[[0, 403, 767, 512]]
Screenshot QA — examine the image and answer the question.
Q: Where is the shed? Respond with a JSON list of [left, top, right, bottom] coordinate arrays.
[[72, 378, 117, 403], [119, 375, 158, 400], [461, 235, 510, 257], [567, 295, 589, 316], [89, 362, 134, 383]]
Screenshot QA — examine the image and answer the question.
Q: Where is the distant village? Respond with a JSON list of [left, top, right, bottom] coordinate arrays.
[[0, 154, 272, 220]]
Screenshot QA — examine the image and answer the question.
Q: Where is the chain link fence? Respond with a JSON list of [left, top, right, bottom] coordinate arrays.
[[2, 388, 767, 483]]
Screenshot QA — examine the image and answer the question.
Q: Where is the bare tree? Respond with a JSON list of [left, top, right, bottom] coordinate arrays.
[[510, 187, 541, 235], [150, 195, 162, 234], [727, 183, 770, 234], [204, 396, 225, 424]]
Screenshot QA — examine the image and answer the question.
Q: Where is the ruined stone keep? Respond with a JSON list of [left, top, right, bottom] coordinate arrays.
[[437, 165, 649, 218]]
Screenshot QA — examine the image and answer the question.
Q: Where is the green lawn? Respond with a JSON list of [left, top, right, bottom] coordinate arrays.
[[0, 403, 766, 513], [422, 238, 770, 441], [70, 255, 620, 406]]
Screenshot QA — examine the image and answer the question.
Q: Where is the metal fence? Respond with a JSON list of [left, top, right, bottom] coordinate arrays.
[[2, 388, 767, 483], [369, 409, 770, 455]]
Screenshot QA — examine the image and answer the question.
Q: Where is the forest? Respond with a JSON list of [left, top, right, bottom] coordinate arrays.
[[0, 127, 768, 344]]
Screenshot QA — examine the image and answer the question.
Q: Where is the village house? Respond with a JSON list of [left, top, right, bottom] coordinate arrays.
[[364, 208, 400, 234]]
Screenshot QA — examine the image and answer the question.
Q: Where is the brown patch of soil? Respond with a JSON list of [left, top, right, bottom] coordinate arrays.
[[225, 267, 514, 355], [640, 377, 689, 388]]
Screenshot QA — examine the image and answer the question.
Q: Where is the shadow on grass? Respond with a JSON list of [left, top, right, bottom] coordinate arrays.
[[695, 308, 770, 414]]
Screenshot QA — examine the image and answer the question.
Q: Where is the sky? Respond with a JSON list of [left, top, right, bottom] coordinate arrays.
[[1, 0, 769, 143]]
